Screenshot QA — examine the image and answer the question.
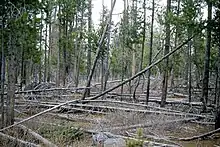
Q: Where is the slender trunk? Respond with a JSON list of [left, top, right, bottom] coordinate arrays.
[[47, 12, 52, 82], [6, 32, 16, 125], [39, 10, 43, 83], [82, 0, 116, 99], [87, 0, 92, 79], [1, 21, 5, 128], [103, 0, 113, 93], [146, 0, 154, 104], [44, 22, 48, 83], [63, 17, 67, 86], [132, 0, 146, 100], [56, 4, 61, 86], [217, 46, 220, 107], [161, 0, 171, 107], [202, 1, 212, 111], [170, 0, 180, 91], [188, 30, 192, 102]]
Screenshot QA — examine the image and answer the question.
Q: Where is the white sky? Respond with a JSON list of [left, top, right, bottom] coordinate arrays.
[[92, 0, 124, 26], [92, 0, 208, 27]]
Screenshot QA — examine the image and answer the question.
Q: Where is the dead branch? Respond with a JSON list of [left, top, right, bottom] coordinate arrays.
[[0, 132, 40, 147], [17, 124, 57, 147]]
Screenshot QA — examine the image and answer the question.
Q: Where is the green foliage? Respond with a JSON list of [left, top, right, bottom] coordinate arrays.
[[126, 128, 144, 147], [39, 125, 84, 143]]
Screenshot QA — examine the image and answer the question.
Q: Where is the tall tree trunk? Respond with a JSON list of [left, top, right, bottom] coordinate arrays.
[[47, 11, 52, 82], [103, 0, 113, 93], [82, 0, 116, 99], [44, 22, 48, 83], [202, 1, 212, 111], [170, 0, 181, 91], [146, 0, 154, 104], [132, 0, 146, 100], [39, 10, 43, 83], [6, 33, 16, 126], [1, 20, 5, 128], [56, 4, 61, 86], [87, 0, 92, 80], [188, 30, 192, 102], [161, 0, 171, 107], [217, 46, 220, 107]]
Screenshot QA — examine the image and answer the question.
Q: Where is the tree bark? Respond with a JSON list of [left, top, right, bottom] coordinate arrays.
[[146, 0, 154, 104], [161, 0, 171, 107], [202, 0, 212, 111], [1, 20, 5, 128]]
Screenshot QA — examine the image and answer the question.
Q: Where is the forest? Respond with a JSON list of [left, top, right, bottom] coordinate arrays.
[[0, 0, 220, 146]]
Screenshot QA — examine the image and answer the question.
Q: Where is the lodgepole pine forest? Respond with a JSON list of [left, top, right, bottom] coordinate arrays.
[[0, 0, 220, 146]]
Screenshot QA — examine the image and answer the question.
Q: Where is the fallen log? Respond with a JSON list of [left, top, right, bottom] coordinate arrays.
[[18, 100, 214, 119], [177, 127, 220, 141], [48, 113, 102, 123], [80, 99, 185, 113], [5, 87, 91, 95], [70, 103, 213, 119], [17, 124, 57, 147], [0, 34, 199, 132], [106, 117, 198, 131], [0, 132, 39, 147]]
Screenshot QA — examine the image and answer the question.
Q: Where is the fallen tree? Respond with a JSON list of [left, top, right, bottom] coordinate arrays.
[[17, 125, 57, 147], [0, 34, 199, 132], [107, 117, 198, 131], [177, 127, 220, 141]]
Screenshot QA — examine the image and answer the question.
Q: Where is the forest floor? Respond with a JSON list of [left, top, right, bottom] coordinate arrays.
[[1, 81, 220, 147]]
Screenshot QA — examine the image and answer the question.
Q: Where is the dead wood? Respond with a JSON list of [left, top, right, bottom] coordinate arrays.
[[81, 99, 185, 113], [0, 34, 197, 132], [70, 103, 213, 119], [4, 87, 90, 95], [82, 0, 117, 99], [48, 113, 101, 123], [0, 132, 40, 147], [177, 127, 220, 141], [106, 117, 198, 131], [17, 124, 57, 147], [190, 121, 215, 125]]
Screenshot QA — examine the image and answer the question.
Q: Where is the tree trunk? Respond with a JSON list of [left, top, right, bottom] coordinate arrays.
[[161, 0, 171, 107], [87, 0, 92, 80], [6, 33, 16, 126], [146, 0, 154, 104], [1, 21, 5, 128], [44, 21, 48, 83], [188, 30, 192, 102], [202, 1, 212, 111], [82, 0, 116, 99]]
